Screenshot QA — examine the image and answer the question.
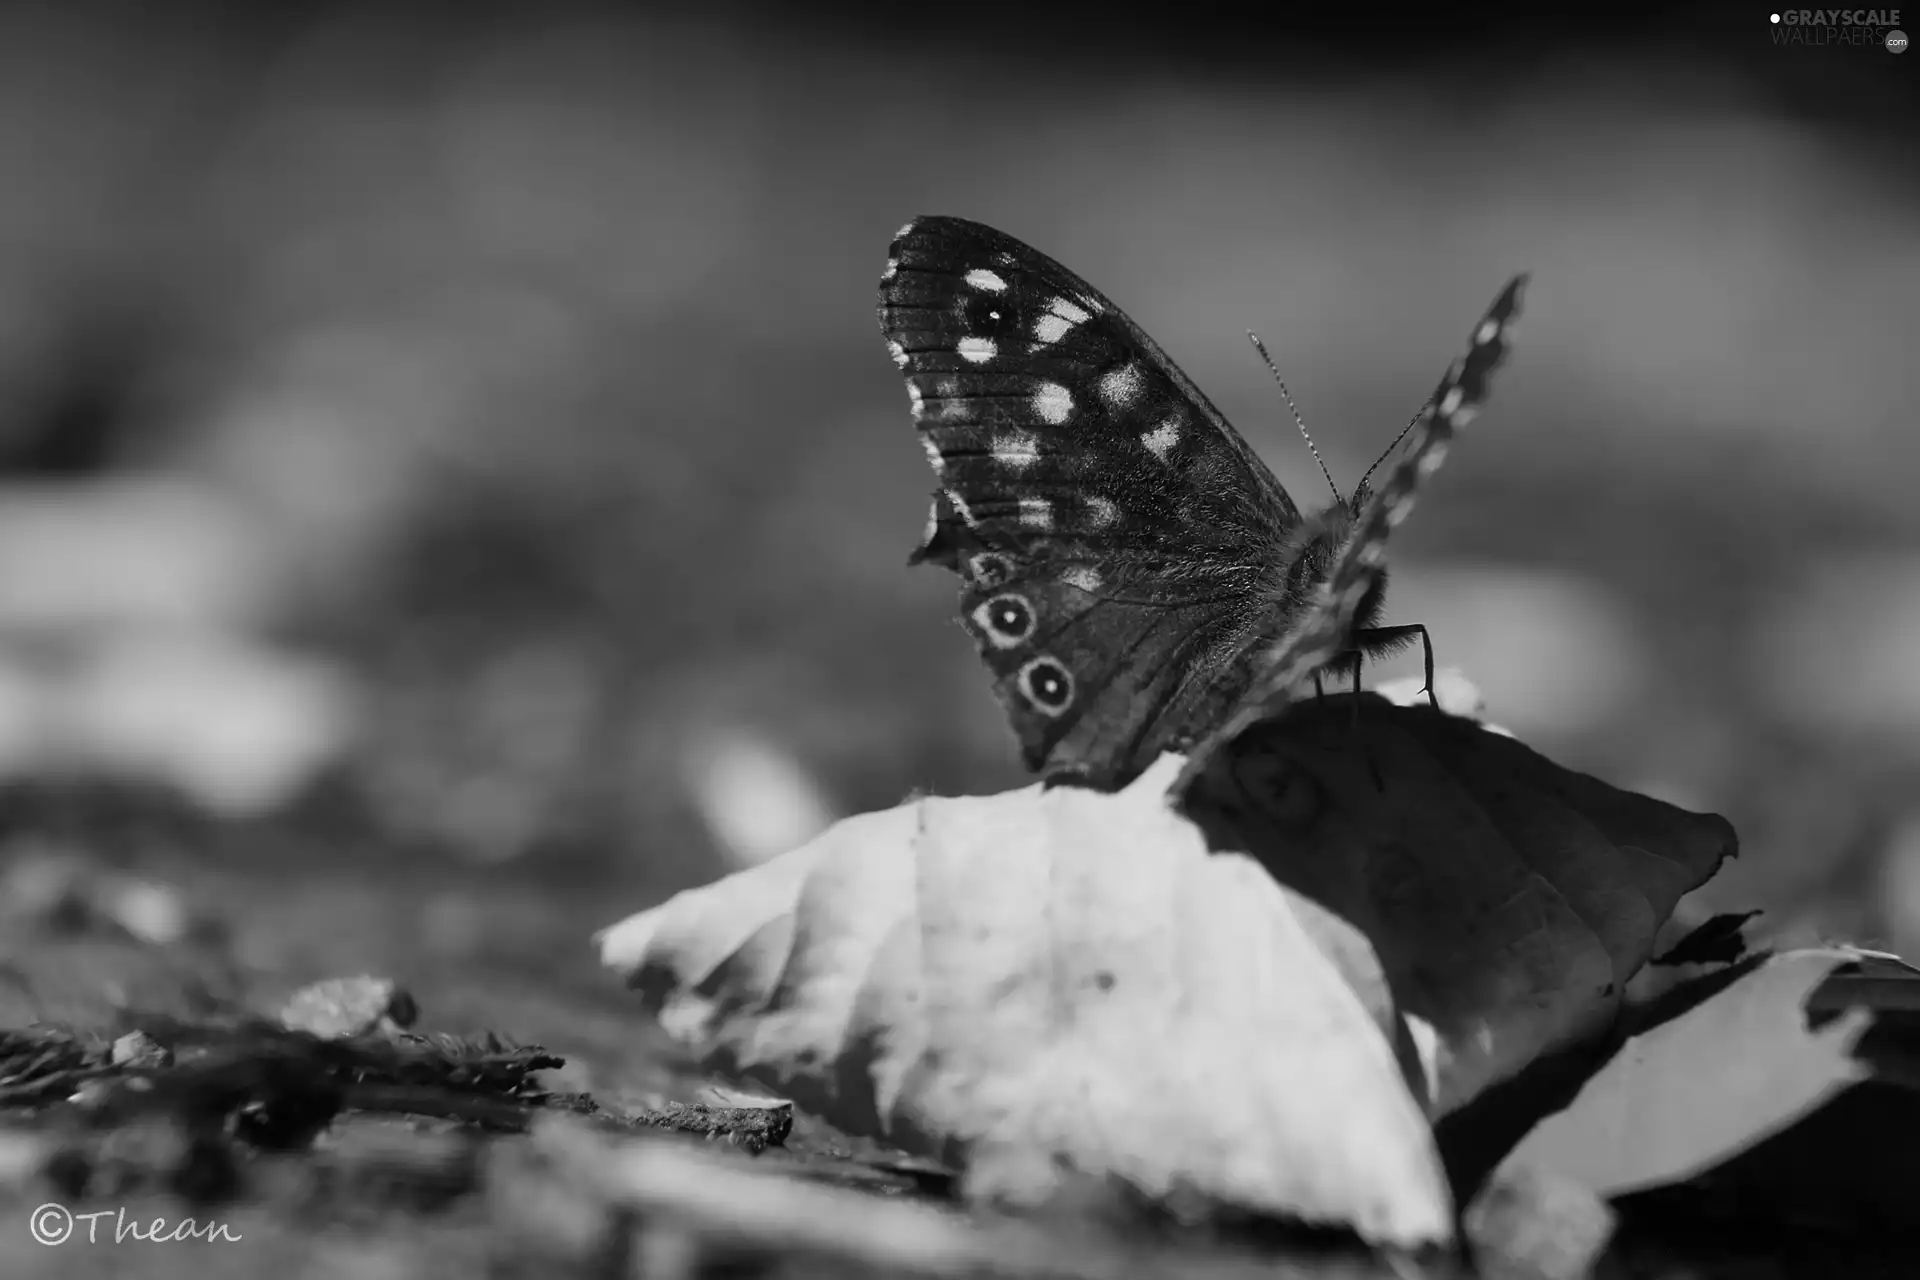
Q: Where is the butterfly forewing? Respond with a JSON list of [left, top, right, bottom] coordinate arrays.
[[1170, 273, 1529, 796], [881, 217, 1299, 556], [1332, 274, 1528, 611], [879, 216, 1301, 783]]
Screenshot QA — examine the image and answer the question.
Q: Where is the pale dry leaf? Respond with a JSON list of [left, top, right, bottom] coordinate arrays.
[[1184, 695, 1734, 1113], [599, 755, 1453, 1247], [1496, 946, 1874, 1197]]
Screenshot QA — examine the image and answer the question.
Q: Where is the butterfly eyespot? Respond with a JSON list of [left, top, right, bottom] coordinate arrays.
[[973, 593, 1036, 646], [1140, 416, 1180, 461], [1031, 382, 1073, 425], [964, 268, 1008, 293], [1097, 364, 1145, 408], [966, 553, 1011, 585], [1084, 496, 1118, 529], [1018, 657, 1074, 714], [992, 432, 1039, 469], [957, 337, 996, 364], [1018, 497, 1053, 530]]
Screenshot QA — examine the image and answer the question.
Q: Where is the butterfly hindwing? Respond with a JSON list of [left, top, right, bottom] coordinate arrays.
[[955, 549, 1268, 776], [880, 216, 1303, 783]]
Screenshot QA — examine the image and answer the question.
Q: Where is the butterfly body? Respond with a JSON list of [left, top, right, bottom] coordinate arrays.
[[879, 216, 1524, 790]]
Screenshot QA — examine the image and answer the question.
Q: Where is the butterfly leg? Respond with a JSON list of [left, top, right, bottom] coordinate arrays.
[[1353, 624, 1438, 709]]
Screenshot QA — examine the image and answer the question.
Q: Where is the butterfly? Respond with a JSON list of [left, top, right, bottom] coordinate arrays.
[[878, 215, 1525, 794]]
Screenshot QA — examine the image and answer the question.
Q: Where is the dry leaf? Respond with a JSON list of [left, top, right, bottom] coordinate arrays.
[[1184, 695, 1734, 1112], [600, 755, 1453, 1247], [1496, 947, 1874, 1197], [601, 685, 1734, 1245]]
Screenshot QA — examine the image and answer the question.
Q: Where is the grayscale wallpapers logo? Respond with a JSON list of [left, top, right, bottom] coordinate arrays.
[[1770, 9, 1908, 48]]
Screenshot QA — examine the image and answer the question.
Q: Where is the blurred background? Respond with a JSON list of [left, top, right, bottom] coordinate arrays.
[[0, 0, 1914, 959]]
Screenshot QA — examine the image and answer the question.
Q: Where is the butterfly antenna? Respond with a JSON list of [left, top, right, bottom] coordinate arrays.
[[1247, 330, 1340, 502], [1356, 406, 1425, 498]]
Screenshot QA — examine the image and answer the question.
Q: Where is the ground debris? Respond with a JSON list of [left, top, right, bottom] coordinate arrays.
[[487, 1117, 1438, 1280], [279, 975, 420, 1039], [0, 1025, 112, 1105]]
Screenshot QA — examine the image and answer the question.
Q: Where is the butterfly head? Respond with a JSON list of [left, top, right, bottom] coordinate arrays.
[[1278, 495, 1383, 625]]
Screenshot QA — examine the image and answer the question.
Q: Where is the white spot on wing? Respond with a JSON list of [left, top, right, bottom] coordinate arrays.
[[1451, 405, 1479, 428], [1033, 314, 1073, 345], [992, 432, 1039, 469], [1417, 441, 1450, 476], [1098, 364, 1145, 407], [1141, 416, 1181, 461], [957, 337, 996, 364], [1062, 566, 1102, 593], [1019, 497, 1052, 530], [1438, 387, 1464, 417], [948, 491, 978, 526], [887, 341, 908, 369], [882, 258, 897, 281], [965, 268, 1008, 293], [1085, 496, 1118, 529], [1032, 297, 1091, 346], [895, 221, 915, 241], [920, 435, 944, 473], [1032, 382, 1073, 424], [921, 503, 939, 544], [907, 383, 925, 419], [1475, 318, 1501, 345]]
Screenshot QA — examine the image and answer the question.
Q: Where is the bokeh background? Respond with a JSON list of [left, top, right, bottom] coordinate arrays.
[[0, 1, 1914, 954]]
